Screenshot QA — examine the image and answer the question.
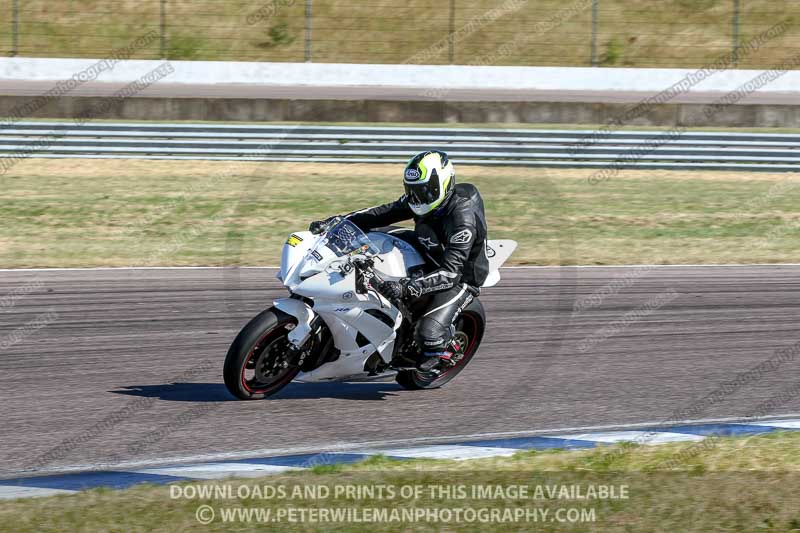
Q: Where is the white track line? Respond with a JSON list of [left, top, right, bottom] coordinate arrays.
[[370, 445, 520, 460], [555, 431, 704, 445], [502, 263, 800, 269], [744, 420, 800, 429], [2, 263, 800, 273], [132, 463, 303, 480], [8, 412, 799, 479]]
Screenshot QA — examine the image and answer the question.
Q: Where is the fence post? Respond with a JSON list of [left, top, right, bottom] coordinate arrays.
[[11, 0, 19, 57], [160, 0, 167, 58], [732, 0, 741, 65], [448, 0, 456, 64], [305, 0, 312, 62], [590, 0, 599, 66]]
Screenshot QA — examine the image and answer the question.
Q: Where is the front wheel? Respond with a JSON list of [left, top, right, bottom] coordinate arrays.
[[395, 303, 485, 390], [224, 308, 300, 400]]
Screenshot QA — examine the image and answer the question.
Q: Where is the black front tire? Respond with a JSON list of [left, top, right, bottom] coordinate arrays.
[[223, 308, 299, 400], [395, 300, 485, 390]]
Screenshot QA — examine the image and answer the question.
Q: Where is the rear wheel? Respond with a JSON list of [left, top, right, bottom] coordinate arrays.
[[395, 308, 484, 390], [224, 308, 300, 400]]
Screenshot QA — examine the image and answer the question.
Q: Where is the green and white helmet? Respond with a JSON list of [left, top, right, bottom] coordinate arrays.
[[403, 150, 455, 216]]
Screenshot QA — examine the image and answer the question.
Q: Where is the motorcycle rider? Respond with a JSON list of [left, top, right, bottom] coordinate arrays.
[[309, 150, 489, 371]]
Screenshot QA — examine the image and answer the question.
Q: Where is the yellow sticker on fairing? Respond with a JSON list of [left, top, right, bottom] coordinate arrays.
[[286, 234, 303, 247]]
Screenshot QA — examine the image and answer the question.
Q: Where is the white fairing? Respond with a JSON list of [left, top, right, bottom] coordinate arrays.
[[274, 225, 515, 383], [482, 239, 517, 288], [278, 231, 314, 286], [367, 231, 426, 280]]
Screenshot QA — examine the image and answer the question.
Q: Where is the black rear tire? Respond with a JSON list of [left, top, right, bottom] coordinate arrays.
[[224, 308, 299, 400], [395, 300, 485, 390]]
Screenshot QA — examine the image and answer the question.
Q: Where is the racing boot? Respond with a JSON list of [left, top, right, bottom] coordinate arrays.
[[417, 350, 452, 372], [416, 337, 462, 372]]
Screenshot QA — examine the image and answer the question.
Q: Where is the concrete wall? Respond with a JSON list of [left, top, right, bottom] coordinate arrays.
[[1, 95, 798, 128], [2, 58, 799, 101], [1, 58, 798, 127]]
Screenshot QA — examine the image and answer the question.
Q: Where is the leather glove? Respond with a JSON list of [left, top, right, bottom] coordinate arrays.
[[375, 279, 407, 303], [308, 216, 338, 235]]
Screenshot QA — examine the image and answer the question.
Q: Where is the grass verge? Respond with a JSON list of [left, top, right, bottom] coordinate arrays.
[[1, 159, 799, 268], [6, 0, 799, 69], [1, 432, 799, 531]]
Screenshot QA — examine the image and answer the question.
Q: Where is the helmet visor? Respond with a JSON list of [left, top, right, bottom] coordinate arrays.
[[404, 178, 440, 207]]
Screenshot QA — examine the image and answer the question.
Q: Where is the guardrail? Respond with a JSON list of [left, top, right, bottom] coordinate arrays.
[[1, 122, 799, 172]]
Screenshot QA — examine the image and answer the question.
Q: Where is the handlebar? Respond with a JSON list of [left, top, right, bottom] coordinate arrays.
[[312, 215, 344, 235], [351, 257, 412, 322]]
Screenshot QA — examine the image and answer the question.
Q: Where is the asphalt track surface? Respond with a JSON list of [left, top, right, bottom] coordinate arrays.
[[0, 80, 797, 104], [1, 265, 799, 479]]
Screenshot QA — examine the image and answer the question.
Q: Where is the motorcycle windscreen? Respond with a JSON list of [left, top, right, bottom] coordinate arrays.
[[317, 219, 380, 258], [298, 220, 380, 280]]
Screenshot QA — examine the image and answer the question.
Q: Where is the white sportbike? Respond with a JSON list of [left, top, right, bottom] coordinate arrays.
[[224, 218, 516, 400]]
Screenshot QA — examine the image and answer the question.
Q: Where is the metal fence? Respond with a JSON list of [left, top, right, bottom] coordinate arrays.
[[4, 1, 799, 68], [1, 122, 798, 172]]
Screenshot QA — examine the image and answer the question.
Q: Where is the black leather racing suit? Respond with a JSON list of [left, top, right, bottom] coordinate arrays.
[[346, 183, 489, 354]]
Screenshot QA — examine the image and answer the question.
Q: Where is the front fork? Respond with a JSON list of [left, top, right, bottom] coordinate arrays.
[[273, 297, 331, 369], [273, 298, 315, 349]]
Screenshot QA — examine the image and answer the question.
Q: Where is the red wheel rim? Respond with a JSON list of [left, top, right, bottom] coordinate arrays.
[[438, 313, 479, 378], [240, 326, 298, 394]]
